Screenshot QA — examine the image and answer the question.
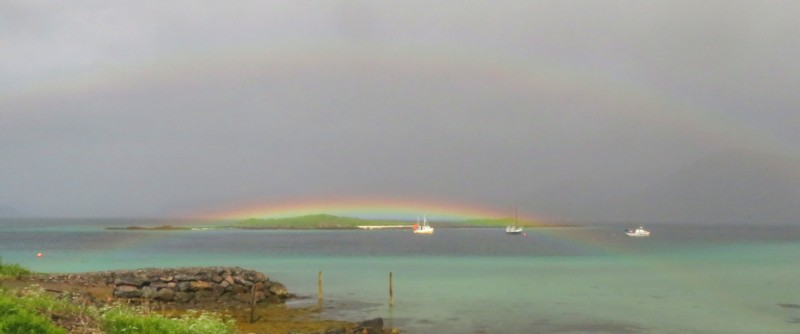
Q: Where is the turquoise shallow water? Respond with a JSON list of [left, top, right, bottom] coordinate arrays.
[[1, 219, 799, 333]]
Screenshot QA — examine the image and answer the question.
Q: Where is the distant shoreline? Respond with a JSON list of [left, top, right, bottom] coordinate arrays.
[[106, 224, 580, 231], [106, 225, 192, 231], [103, 213, 577, 231]]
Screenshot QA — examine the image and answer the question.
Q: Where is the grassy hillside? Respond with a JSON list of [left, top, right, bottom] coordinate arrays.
[[458, 217, 509, 226], [107, 214, 561, 230], [229, 214, 554, 229], [458, 217, 526, 227], [229, 214, 408, 229]]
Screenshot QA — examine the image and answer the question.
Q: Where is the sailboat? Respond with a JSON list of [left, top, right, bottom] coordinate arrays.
[[505, 208, 523, 234], [412, 215, 434, 234], [624, 226, 650, 237]]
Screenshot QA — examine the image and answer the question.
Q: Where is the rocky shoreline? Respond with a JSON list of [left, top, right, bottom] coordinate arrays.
[[22, 267, 289, 307], [8, 266, 391, 334]]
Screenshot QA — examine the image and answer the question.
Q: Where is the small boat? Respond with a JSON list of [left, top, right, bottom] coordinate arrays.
[[505, 208, 523, 234], [625, 226, 651, 237], [413, 215, 434, 234]]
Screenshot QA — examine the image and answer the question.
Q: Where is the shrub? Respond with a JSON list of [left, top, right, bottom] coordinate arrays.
[[16, 285, 79, 315], [100, 305, 235, 334], [0, 290, 67, 334], [0, 257, 32, 278], [0, 271, 237, 334]]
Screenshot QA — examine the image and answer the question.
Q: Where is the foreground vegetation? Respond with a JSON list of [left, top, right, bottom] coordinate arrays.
[[0, 286, 235, 334], [0, 260, 234, 334], [100, 307, 234, 334], [0, 257, 31, 278], [0, 286, 67, 334]]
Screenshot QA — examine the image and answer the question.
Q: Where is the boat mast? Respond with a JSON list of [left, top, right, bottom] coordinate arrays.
[[511, 207, 518, 228]]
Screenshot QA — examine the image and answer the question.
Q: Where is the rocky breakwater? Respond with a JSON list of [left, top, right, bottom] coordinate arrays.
[[22, 266, 289, 308], [110, 267, 289, 306]]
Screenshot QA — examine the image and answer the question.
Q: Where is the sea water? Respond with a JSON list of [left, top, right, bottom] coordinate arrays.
[[1, 218, 799, 333]]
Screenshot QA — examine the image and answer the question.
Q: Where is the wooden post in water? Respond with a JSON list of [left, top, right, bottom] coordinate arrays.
[[318, 271, 323, 306], [389, 271, 394, 306], [249, 283, 257, 323]]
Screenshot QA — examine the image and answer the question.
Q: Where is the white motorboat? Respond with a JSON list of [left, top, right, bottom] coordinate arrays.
[[413, 215, 434, 234], [625, 226, 650, 237]]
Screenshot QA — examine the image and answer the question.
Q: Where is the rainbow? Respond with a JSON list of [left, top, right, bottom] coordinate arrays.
[[5, 41, 797, 160], [8, 41, 797, 227], [187, 196, 549, 223]]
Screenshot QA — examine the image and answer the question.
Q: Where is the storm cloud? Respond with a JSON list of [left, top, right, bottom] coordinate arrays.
[[2, 1, 799, 223]]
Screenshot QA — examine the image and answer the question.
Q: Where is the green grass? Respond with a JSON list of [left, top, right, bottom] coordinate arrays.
[[100, 307, 235, 334], [0, 257, 32, 278], [460, 217, 521, 227], [0, 286, 73, 334], [0, 274, 235, 334], [0, 294, 68, 334]]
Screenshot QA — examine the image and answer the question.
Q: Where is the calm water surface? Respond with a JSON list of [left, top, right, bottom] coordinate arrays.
[[2, 218, 799, 333]]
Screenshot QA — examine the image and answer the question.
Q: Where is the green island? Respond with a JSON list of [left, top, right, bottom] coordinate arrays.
[[107, 225, 192, 231], [231, 214, 402, 229], [106, 213, 564, 231]]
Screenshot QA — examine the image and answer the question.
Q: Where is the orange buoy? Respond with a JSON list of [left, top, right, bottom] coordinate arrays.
[[36, 252, 43, 257]]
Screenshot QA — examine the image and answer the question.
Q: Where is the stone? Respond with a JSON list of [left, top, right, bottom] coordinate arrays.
[[114, 285, 142, 298], [234, 292, 253, 303], [155, 288, 175, 301], [194, 290, 220, 302], [174, 292, 193, 303], [254, 291, 266, 302], [175, 274, 199, 281], [353, 318, 383, 334], [90, 266, 284, 307], [177, 281, 192, 292], [141, 286, 158, 299], [190, 281, 212, 290], [268, 282, 289, 298], [114, 275, 146, 287], [231, 285, 246, 294]]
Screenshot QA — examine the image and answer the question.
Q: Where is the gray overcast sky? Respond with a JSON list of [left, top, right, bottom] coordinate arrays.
[[2, 1, 800, 223]]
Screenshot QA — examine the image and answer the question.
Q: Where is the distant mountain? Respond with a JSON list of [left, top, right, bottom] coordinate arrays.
[[618, 150, 800, 224]]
